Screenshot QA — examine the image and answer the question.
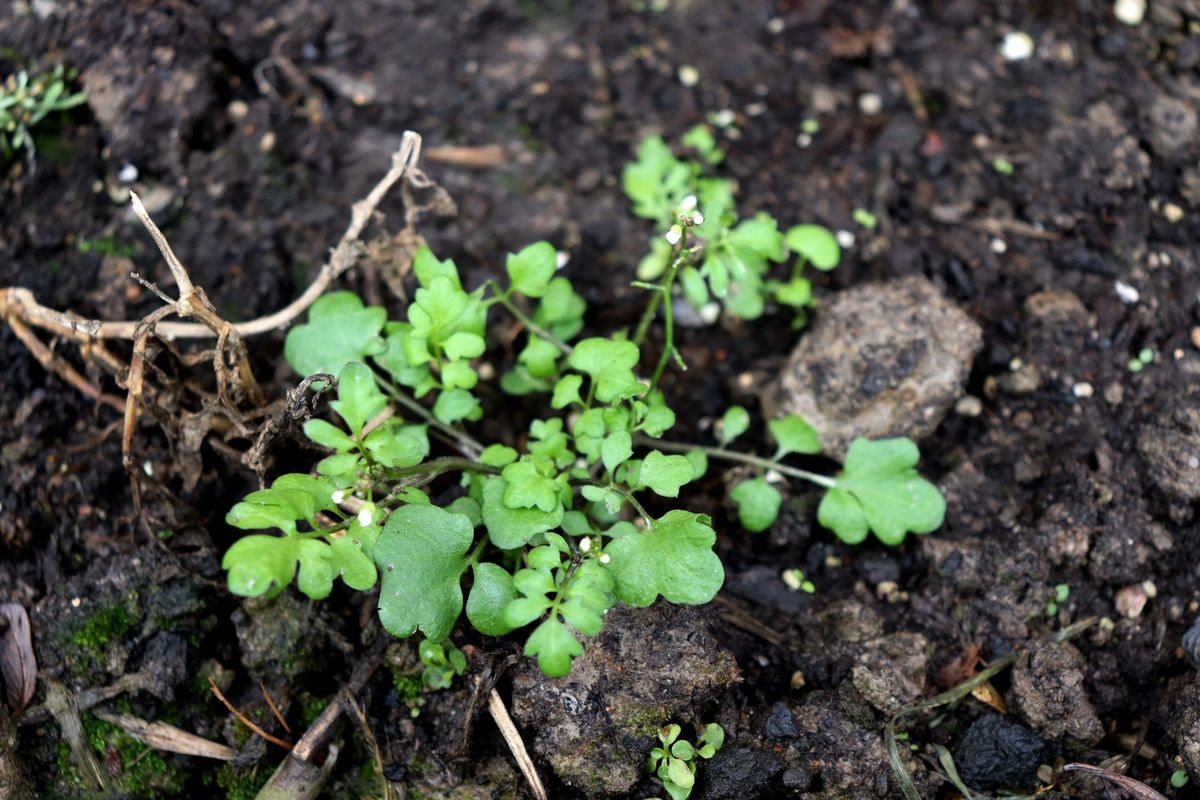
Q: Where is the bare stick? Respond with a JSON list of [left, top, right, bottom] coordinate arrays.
[[5, 315, 125, 412], [260, 681, 293, 735], [487, 688, 547, 800]]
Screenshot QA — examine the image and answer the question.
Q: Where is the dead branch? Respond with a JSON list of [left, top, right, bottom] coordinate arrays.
[[0, 130, 422, 341]]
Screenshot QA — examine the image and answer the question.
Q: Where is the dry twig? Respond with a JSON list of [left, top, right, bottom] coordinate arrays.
[[208, 677, 294, 752]]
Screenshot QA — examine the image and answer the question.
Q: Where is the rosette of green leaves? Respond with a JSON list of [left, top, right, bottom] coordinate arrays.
[[647, 722, 725, 800], [374, 248, 487, 423]]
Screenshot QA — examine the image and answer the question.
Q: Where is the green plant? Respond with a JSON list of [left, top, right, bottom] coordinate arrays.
[[0, 65, 86, 160], [1046, 582, 1070, 617], [647, 722, 724, 800], [220, 138, 947, 678], [1128, 347, 1155, 373], [623, 126, 840, 329], [418, 638, 467, 690], [1171, 768, 1189, 788]]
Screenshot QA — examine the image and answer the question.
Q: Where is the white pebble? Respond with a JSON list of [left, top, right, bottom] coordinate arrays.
[[1072, 381, 1094, 398], [1113, 0, 1146, 26], [678, 65, 700, 87], [766, 17, 785, 34], [698, 302, 721, 325], [118, 163, 139, 183], [990, 238, 1008, 254], [1114, 280, 1140, 304], [1001, 31, 1035, 61], [835, 229, 856, 249], [857, 93, 883, 115]]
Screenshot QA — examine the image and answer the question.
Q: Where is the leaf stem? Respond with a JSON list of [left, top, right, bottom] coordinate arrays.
[[486, 280, 572, 355], [632, 237, 685, 348], [371, 371, 484, 457], [648, 256, 682, 392], [637, 435, 837, 489]]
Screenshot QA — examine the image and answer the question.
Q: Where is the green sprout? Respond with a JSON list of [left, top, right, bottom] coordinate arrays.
[[417, 639, 467, 690], [1128, 347, 1155, 373], [992, 157, 1015, 175], [852, 207, 878, 229], [1171, 768, 1189, 788], [1, 65, 87, 160], [647, 722, 724, 800], [1046, 582, 1070, 617]]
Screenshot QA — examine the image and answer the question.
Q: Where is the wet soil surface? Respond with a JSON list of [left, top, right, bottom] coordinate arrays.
[[4, 0, 1200, 797]]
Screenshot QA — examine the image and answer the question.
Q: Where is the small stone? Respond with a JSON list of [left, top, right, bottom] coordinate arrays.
[[1001, 31, 1036, 61], [766, 17, 785, 34], [1114, 280, 1140, 304], [117, 163, 138, 183], [1104, 382, 1124, 404], [956, 395, 984, 417], [1114, 0, 1147, 26], [1164, 202, 1186, 223], [1072, 381, 1094, 398], [1116, 583, 1149, 618], [1012, 641, 1104, 745], [991, 237, 1008, 254], [851, 632, 929, 715], [955, 714, 1048, 791], [228, 99, 249, 120], [1146, 95, 1198, 159], [767, 277, 982, 454], [835, 229, 855, 248], [678, 64, 700, 87], [764, 701, 799, 740], [858, 93, 883, 114]]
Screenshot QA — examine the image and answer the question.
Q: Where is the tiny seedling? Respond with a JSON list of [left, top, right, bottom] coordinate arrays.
[[992, 157, 1015, 175], [1128, 347, 1155, 373], [782, 568, 815, 594], [418, 638, 467, 690], [1045, 583, 1070, 617], [852, 207, 878, 229], [647, 722, 724, 800], [1171, 768, 1189, 788], [0, 65, 86, 160]]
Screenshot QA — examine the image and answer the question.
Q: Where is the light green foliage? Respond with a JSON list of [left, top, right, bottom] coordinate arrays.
[[852, 208, 878, 229], [624, 130, 840, 325], [817, 438, 945, 545], [1, 65, 86, 159], [1172, 769, 1189, 789], [226, 226, 945, 676], [285, 292, 387, 381], [605, 511, 723, 606], [223, 473, 377, 599], [647, 722, 725, 800], [729, 478, 781, 533], [375, 504, 474, 642], [418, 639, 467, 690]]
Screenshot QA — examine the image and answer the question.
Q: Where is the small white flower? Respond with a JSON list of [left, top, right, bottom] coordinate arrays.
[[331, 489, 347, 504], [579, 536, 592, 552], [358, 505, 375, 527], [692, 212, 705, 226], [680, 195, 698, 212], [599, 553, 611, 565], [665, 225, 683, 245]]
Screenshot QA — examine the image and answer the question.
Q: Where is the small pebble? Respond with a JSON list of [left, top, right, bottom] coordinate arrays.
[[678, 64, 700, 87], [1114, 280, 1140, 304], [1113, 0, 1147, 26], [1164, 203, 1185, 223], [796, 133, 813, 148], [955, 395, 984, 417], [1072, 381, 1094, 398], [1192, 328, 1200, 349], [1115, 583, 1149, 619], [766, 17, 785, 34], [228, 99, 249, 120], [117, 163, 138, 183], [858, 93, 883, 115], [1001, 31, 1036, 61], [835, 229, 856, 248], [991, 238, 1008, 254]]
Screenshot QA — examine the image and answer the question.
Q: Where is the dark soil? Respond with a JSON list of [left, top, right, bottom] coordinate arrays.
[[4, 1, 1200, 798]]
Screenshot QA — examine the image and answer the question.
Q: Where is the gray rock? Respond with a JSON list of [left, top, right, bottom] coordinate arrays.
[[509, 603, 739, 798], [1138, 406, 1200, 500], [1168, 676, 1200, 779], [766, 276, 982, 457], [1012, 640, 1104, 745], [1145, 94, 1199, 159], [702, 746, 783, 799], [764, 701, 798, 740], [851, 632, 929, 716], [954, 714, 1047, 792]]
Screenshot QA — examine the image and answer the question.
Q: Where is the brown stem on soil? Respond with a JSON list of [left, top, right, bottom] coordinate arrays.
[[4, 314, 125, 412], [487, 687, 547, 800], [259, 681, 293, 735], [208, 677, 294, 752]]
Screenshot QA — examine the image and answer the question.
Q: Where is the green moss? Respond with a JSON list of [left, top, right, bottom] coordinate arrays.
[[392, 669, 423, 702], [301, 696, 329, 726], [64, 715, 186, 799], [212, 764, 270, 800], [70, 605, 132, 650]]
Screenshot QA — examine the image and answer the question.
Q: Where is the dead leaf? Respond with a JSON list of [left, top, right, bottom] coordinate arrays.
[[936, 643, 981, 689], [0, 603, 36, 714], [970, 681, 1008, 714]]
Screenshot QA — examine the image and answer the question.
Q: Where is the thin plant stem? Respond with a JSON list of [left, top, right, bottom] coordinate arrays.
[[371, 371, 484, 456], [632, 237, 685, 347], [649, 256, 682, 391], [638, 435, 836, 489], [486, 281, 572, 355]]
